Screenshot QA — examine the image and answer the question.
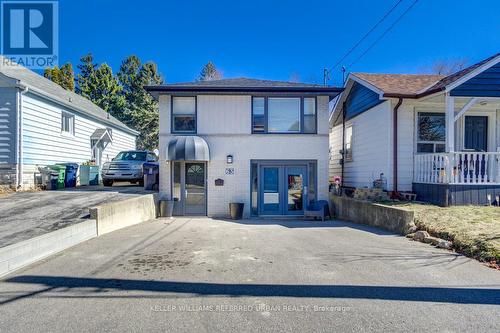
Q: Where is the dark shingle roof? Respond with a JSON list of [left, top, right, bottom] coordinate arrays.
[[145, 77, 342, 97], [0, 56, 138, 135]]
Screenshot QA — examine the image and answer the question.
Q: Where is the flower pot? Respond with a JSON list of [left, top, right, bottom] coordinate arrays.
[[229, 202, 244, 220]]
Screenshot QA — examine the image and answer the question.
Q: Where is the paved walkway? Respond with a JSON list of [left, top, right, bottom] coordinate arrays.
[[0, 218, 499, 332], [0, 185, 151, 247]]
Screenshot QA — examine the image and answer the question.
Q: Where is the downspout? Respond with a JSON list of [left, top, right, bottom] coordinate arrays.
[[16, 85, 29, 189], [392, 97, 403, 195], [341, 102, 346, 187]]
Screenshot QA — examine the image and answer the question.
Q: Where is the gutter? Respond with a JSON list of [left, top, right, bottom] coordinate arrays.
[[392, 98, 403, 194]]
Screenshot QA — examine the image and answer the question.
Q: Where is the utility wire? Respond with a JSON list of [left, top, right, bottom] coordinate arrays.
[[329, 0, 405, 72], [348, 0, 420, 67]]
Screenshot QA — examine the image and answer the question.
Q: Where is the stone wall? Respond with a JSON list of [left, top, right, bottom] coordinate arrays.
[[330, 194, 415, 235]]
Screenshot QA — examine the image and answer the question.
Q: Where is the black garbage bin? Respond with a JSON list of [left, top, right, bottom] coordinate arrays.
[[229, 202, 244, 220], [143, 162, 159, 190]]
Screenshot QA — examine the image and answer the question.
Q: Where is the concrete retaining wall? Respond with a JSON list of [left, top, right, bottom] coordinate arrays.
[[330, 194, 415, 235], [0, 219, 97, 277], [90, 193, 158, 236]]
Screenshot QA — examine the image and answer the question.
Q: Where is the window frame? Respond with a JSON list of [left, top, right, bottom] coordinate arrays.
[[344, 125, 353, 162], [61, 111, 75, 136], [416, 111, 446, 154], [251, 96, 317, 134], [171, 96, 197, 134]]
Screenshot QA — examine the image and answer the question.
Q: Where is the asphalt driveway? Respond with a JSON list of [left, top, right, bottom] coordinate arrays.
[[0, 185, 151, 247], [0, 218, 499, 332]]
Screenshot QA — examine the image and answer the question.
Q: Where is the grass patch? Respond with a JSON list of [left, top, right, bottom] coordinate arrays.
[[382, 202, 500, 264]]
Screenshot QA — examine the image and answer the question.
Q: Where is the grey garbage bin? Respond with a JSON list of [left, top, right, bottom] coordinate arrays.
[[143, 162, 159, 190], [159, 200, 175, 218]]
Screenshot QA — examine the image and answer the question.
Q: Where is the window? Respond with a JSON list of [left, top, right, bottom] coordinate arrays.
[[172, 96, 196, 133], [61, 112, 74, 135], [252, 97, 265, 132], [147, 153, 157, 162], [417, 112, 445, 153], [268, 98, 300, 133], [344, 125, 353, 161], [303, 98, 316, 133], [251, 96, 317, 134]]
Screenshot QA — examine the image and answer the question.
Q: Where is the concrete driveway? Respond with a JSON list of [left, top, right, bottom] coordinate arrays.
[[0, 185, 151, 247], [0, 218, 499, 332]]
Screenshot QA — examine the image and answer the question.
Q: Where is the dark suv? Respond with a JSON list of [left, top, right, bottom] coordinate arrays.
[[101, 150, 157, 186]]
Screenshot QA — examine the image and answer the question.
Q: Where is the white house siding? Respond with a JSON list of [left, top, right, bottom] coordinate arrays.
[[20, 93, 136, 186], [329, 101, 392, 190], [158, 94, 330, 218], [0, 87, 18, 186], [395, 100, 414, 191]]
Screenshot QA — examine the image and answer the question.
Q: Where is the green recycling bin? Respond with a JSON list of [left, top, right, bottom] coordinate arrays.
[[48, 165, 66, 189]]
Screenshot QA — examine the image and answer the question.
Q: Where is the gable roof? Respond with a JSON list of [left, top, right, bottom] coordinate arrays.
[[0, 56, 138, 136], [145, 77, 342, 99], [350, 53, 500, 98]]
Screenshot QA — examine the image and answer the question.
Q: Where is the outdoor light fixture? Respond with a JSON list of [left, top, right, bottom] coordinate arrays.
[[226, 154, 233, 164]]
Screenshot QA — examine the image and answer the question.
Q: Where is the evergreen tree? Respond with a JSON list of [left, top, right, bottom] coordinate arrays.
[[117, 55, 164, 150], [43, 63, 75, 91], [198, 61, 221, 81]]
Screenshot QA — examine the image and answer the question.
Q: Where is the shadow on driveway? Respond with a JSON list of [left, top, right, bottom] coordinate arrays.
[[3, 275, 499, 306]]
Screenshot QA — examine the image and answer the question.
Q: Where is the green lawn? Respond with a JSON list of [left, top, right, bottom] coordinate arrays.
[[383, 202, 500, 264]]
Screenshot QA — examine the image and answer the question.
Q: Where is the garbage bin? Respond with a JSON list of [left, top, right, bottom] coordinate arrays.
[[80, 165, 100, 186], [57, 163, 79, 188], [229, 202, 244, 220], [39, 167, 59, 190], [48, 165, 66, 189], [159, 200, 175, 218], [143, 162, 159, 190]]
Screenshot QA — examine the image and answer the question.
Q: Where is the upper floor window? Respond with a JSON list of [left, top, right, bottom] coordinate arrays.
[[252, 96, 316, 134], [344, 125, 353, 161], [61, 112, 75, 135], [417, 112, 445, 153], [172, 96, 196, 133]]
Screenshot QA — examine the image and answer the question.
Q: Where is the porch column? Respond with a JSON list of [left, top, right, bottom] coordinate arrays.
[[445, 93, 455, 152]]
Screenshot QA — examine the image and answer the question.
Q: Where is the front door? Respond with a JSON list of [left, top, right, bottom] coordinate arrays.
[[259, 164, 307, 215], [464, 116, 488, 151], [172, 161, 207, 216]]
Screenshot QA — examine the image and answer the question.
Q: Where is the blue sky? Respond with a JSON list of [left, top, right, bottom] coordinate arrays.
[[59, 0, 500, 86]]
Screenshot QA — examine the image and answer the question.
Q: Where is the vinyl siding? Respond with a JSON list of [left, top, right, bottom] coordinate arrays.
[[21, 93, 136, 167], [329, 101, 392, 189], [0, 87, 18, 165], [395, 101, 414, 191], [345, 82, 382, 121], [451, 62, 500, 97]]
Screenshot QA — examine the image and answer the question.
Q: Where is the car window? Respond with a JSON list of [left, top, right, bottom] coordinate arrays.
[[114, 152, 147, 161], [147, 153, 157, 161]]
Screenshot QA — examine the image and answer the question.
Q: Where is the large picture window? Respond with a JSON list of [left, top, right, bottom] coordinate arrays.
[[252, 96, 317, 134], [417, 112, 445, 153], [172, 97, 196, 133]]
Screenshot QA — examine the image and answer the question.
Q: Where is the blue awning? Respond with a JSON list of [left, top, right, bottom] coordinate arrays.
[[167, 136, 210, 161]]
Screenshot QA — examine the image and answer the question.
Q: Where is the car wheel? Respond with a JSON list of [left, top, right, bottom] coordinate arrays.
[[103, 180, 113, 187]]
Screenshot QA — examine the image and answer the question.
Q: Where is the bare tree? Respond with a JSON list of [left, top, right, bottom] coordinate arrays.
[[429, 58, 469, 75]]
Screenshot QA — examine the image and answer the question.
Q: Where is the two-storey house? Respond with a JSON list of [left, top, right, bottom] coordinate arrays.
[[146, 78, 341, 217]]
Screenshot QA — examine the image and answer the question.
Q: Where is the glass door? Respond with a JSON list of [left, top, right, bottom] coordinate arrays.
[[259, 166, 282, 215], [285, 166, 307, 215], [184, 162, 206, 215]]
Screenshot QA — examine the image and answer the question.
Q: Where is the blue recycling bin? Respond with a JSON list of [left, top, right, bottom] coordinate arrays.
[[57, 163, 79, 187]]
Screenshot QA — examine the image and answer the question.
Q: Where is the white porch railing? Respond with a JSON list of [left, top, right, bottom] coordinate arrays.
[[414, 152, 500, 184]]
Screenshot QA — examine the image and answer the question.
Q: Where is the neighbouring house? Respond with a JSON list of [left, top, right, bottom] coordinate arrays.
[[146, 78, 341, 217], [0, 57, 138, 189], [329, 53, 500, 206]]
